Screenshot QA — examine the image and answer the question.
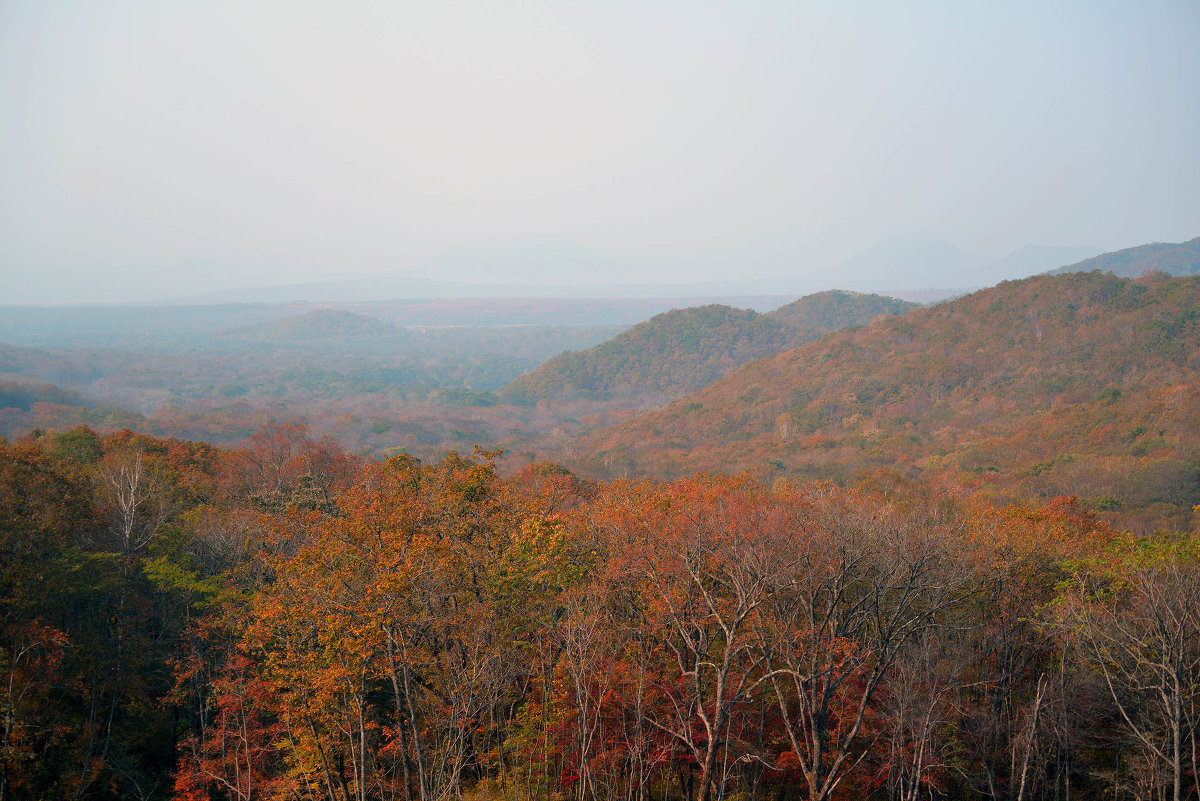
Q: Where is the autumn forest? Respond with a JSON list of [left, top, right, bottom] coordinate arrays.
[[8, 0, 1200, 796], [4, 245, 1200, 801]]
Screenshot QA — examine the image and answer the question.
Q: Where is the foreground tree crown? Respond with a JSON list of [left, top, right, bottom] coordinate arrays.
[[1, 424, 1198, 801]]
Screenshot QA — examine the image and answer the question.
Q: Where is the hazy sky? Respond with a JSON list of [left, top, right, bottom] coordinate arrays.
[[2, 0, 1198, 300]]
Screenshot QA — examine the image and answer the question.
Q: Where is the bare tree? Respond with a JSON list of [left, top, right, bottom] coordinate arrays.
[[97, 448, 173, 555], [557, 588, 615, 801], [599, 479, 800, 801], [877, 632, 962, 801], [762, 490, 965, 801], [1060, 548, 1200, 801]]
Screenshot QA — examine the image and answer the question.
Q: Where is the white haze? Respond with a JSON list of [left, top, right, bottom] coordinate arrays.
[[1, 1, 1198, 303]]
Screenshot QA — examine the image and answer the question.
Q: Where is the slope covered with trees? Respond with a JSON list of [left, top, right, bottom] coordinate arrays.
[[765, 289, 918, 330], [1051, 235, 1200, 277], [574, 272, 1200, 532], [499, 292, 916, 406], [5, 424, 1200, 801], [498, 305, 812, 404]]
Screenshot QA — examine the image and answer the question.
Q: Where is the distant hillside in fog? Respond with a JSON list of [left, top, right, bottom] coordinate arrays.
[[164, 236, 1107, 304], [1050, 236, 1200, 278], [222, 309, 394, 342], [805, 235, 1103, 294], [499, 290, 918, 405]]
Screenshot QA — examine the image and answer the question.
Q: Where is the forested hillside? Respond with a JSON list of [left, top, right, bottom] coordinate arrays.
[[4, 425, 1199, 801], [6, 2, 1198, 798], [499, 292, 915, 405], [5, 250, 1200, 801], [1051, 235, 1200, 277], [574, 272, 1200, 532], [498, 305, 811, 404], [765, 289, 918, 330]]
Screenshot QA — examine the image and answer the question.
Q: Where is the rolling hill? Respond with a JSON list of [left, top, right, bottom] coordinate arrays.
[[497, 305, 810, 404], [766, 290, 919, 331], [497, 291, 918, 405], [570, 271, 1200, 532], [1050, 235, 1200, 278]]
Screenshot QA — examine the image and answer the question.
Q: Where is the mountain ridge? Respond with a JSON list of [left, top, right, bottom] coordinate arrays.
[[497, 304, 809, 404], [1050, 235, 1200, 278], [567, 271, 1200, 532], [498, 291, 919, 406]]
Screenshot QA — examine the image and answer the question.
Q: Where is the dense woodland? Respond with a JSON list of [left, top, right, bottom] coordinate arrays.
[[765, 292, 918, 333], [2, 424, 1199, 801], [578, 272, 1200, 533], [3, 258, 1200, 801], [5, 0, 1198, 790], [498, 305, 807, 404], [499, 293, 917, 406]]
